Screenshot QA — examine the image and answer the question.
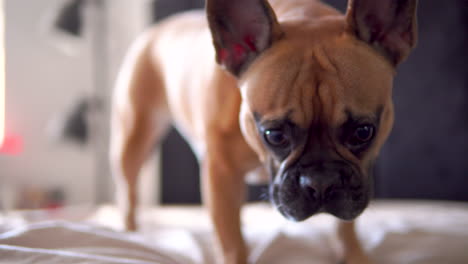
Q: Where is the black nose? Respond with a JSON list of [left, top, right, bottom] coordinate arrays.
[[299, 175, 317, 198], [299, 172, 341, 200]]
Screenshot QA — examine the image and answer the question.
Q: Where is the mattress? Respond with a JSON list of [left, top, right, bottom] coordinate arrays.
[[1, 200, 468, 264]]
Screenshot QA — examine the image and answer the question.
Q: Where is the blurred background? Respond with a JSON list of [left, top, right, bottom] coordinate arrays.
[[0, 0, 466, 211]]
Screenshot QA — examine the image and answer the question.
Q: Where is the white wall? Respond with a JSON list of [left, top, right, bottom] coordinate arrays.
[[0, 0, 154, 207], [1, 0, 94, 206]]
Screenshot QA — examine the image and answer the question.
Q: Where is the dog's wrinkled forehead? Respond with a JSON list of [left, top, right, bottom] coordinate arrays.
[[239, 32, 394, 127]]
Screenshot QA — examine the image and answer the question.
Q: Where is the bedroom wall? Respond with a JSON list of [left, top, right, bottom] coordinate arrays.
[[1, 0, 95, 208], [0, 0, 154, 209]]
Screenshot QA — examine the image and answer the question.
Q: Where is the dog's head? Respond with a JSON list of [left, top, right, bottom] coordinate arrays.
[[207, 0, 418, 221]]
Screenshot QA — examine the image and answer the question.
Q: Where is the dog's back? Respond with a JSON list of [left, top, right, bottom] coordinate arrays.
[[113, 0, 341, 158]]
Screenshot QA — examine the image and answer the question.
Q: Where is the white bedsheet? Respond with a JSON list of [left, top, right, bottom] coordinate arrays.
[[1, 200, 468, 264]]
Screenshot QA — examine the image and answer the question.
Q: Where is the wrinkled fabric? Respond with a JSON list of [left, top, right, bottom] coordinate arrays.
[[1, 201, 468, 264]]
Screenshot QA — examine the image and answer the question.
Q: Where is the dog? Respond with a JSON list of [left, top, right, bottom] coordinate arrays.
[[110, 0, 418, 263]]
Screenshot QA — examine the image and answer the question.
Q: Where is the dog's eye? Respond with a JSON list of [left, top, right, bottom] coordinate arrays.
[[264, 129, 289, 147], [351, 125, 374, 145]]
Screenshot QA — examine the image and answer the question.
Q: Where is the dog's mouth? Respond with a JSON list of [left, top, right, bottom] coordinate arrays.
[[271, 185, 369, 221], [269, 168, 370, 221]]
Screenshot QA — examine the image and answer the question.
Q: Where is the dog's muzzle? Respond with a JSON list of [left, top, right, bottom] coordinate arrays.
[[270, 161, 370, 221]]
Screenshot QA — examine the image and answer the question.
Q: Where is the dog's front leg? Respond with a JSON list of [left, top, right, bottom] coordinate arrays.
[[201, 155, 248, 264], [337, 221, 372, 264]]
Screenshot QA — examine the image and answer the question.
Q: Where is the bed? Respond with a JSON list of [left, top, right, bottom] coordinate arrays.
[[1, 200, 468, 264]]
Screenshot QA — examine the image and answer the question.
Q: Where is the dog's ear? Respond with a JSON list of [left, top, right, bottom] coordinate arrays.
[[346, 0, 418, 66], [206, 0, 283, 76]]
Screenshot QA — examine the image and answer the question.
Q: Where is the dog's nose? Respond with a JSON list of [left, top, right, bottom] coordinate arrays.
[[299, 173, 340, 200], [299, 175, 321, 200], [299, 175, 316, 193]]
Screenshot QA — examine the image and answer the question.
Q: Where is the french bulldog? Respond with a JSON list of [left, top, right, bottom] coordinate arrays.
[[110, 0, 418, 263]]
